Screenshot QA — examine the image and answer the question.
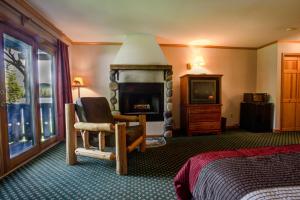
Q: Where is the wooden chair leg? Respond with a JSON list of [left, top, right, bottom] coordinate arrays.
[[139, 115, 146, 152], [115, 123, 127, 175], [65, 103, 77, 165], [81, 130, 90, 149], [98, 131, 105, 151]]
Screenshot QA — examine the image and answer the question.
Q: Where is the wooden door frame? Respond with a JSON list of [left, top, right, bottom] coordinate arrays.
[[280, 53, 300, 131]]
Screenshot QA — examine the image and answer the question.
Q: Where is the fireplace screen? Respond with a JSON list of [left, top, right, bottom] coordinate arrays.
[[118, 83, 164, 121]]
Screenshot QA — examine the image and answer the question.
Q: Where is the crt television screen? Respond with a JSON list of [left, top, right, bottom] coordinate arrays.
[[190, 79, 217, 104]]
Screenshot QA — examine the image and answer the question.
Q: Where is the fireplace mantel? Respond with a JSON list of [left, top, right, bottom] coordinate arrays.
[[110, 64, 172, 70], [110, 64, 172, 80]]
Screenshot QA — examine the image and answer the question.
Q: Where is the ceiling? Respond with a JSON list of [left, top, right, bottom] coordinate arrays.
[[28, 0, 300, 47]]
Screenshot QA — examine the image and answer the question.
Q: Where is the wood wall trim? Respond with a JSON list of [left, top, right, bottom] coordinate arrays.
[[257, 40, 300, 50], [10, 0, 72, 43], [72, 41, 122, 46], [278, 40, 300, 44], [160, 43, 257, 50], [72, 41, 257, 50], [257, 41, 278, 49]]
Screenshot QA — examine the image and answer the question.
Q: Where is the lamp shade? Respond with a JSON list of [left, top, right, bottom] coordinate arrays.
[[192, 56, 206, 67], [72, 76, 84, 86]]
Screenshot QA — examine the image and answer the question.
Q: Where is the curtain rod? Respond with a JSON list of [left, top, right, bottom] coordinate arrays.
[[1, 0, 59, 42]]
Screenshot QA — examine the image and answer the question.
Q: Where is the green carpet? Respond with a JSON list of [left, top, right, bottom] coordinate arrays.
[[1, 131, 300, 200]]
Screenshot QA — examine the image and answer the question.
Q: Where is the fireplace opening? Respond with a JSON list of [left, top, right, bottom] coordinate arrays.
[[119, 83, 164, 121]]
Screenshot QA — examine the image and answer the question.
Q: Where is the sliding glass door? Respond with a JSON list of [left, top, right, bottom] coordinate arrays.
[[0, 23, 58, 173], [38, 49, 56, 143], [3, 34, 36, 158]]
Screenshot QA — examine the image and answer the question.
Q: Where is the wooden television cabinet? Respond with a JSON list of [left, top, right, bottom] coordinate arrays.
[[180, 74, 222, 136]]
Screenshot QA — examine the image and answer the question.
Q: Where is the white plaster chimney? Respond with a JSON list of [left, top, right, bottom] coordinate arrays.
[[113, 33, 168, 65]]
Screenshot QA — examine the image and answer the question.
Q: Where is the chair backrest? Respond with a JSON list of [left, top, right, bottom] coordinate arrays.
[[75, 97, 114, 124]]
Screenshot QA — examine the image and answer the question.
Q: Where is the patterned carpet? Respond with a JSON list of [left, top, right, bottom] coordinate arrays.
[[1, 131, 300, 200]]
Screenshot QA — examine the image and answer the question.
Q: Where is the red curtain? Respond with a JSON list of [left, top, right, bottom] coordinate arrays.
[[56, 40, 73, 140]]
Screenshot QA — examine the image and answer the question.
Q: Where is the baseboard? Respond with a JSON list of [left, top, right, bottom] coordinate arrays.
[[273, 128, 281, 133]]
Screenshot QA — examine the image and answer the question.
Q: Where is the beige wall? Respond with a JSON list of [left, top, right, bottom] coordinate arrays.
[[256, 44, 278, 128], [256, 44, 278, 101], [70, 44, 257, 131]]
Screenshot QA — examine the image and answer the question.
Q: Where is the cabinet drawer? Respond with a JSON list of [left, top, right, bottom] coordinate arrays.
[[189, 106, 221, 114], [189, 112, 220, 122], [189, 121, 221, 131]]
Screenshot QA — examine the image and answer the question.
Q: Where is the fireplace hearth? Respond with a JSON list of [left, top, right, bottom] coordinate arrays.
[[119, 83, 164, 121]]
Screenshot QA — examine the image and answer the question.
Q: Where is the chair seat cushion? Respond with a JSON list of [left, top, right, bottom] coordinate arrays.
[[126, 125, 143, 145]]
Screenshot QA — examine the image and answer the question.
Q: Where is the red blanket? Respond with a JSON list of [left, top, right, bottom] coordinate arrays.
[[174, 144, 300, 200]]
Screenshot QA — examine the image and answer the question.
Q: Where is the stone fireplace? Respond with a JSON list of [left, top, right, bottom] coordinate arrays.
[[109, 65, 173, 137]]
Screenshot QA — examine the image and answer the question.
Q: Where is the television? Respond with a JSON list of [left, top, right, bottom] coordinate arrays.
[[189, 78, 220, 104]]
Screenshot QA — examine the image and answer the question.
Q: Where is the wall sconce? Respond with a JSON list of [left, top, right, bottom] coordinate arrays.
[[187, 56, 206, 70], [72, 76, 85, 97]]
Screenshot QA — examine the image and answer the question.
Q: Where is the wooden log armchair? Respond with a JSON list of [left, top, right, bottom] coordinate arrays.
[[65, 97, 146, 175]]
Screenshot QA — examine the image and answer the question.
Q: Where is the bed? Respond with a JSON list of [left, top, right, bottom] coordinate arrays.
[[174, 145, 300, 200]]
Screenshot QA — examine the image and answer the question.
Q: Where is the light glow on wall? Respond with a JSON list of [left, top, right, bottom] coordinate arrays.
[[189, 39, 212, 46]]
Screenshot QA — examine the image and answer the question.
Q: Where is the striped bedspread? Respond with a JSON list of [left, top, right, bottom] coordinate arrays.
[[240, 186, 300, 200], [174, 145, 300, 200]]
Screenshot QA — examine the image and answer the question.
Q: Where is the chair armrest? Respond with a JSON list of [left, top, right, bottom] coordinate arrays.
[[74, 122, 115, 133], [113, 114, 139, 122]]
